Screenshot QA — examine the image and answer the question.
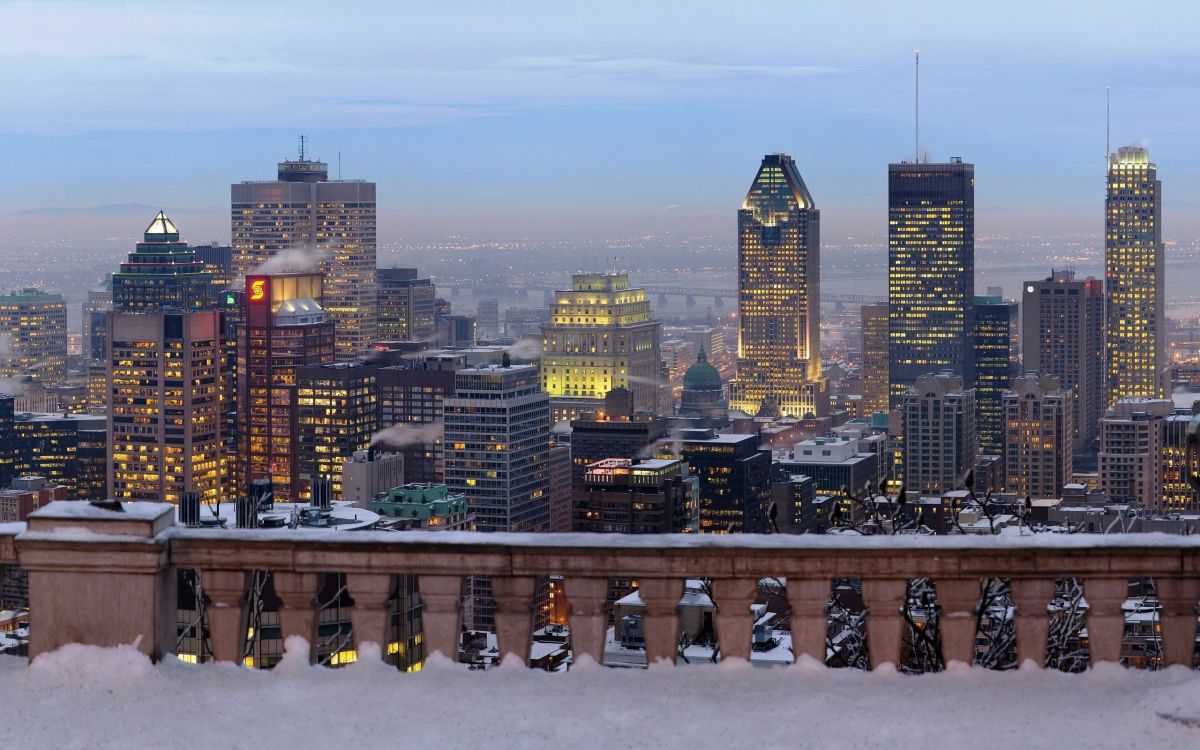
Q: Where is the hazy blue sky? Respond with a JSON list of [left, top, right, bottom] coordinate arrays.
[[5, 0, 1200, 240]]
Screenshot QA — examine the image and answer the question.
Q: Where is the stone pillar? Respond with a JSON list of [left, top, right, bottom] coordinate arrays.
[[937, 578, 980, 666], [566, 577, 609, 665], [346, 573, 394, 660], [1011, 578, 1053, 668], [273, 571, 318, 663], [201, 569, 249, 663], [19, 502, 177, 661], [712, 578, 758, 662], [862, 578, 907, 670], [1084, 577, 1128, 666], [418, 574, 463, 662], [492, 575, 536, 666], [1156, 577, 1200, 668], [787, 578, 830, 665], [638, 578, 683, 665]]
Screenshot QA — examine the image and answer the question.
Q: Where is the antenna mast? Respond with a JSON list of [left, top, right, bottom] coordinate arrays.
[[299, 133, 307, 161], [914, 49, 920, 163]]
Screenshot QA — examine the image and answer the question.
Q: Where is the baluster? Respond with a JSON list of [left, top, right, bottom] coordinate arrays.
[[1084, 577, 1128, 666], [491, 575, 536, 666], [712, 578, 759, 662], [1156, 577, 1200, 668], [565, 577, 608, 666], [786, 578, 830, 665], [272, 571, 318, 663], [418, 574, 463, 662], [200, 569, 248, 663], [346, 573, 393, 661], [637, 578, 683, 666], [1011, 578, 1053, 668], [938, 578, 980, 666], [862, 578, 907, 670]]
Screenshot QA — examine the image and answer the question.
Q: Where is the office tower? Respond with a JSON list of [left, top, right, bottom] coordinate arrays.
[[729, 153, 828, 418], [376, 268, 436, 341], [678, 428, 771, 533], [676, 349, 729, 425], [192, 243, 235, 292], [236, 272, 335, 501], [439, 314, 476, 349], [859, 303, 890, 416], [476, 298, 500, 339], [107, 310, 223, 504], [1106, 146, 1165, 404], [573, 458, 694, 533], [773, 437, 878, 498], [296, 361, 378, 501], [11, 411, 106, 498], [1163, 410, 1200, 513], [1099, 398, 1171, 507], [568, 388, 669, 489], [81, 282, 113, 364], [888, 159, 975, 407], [1003, 374, 1073, 499], [340, 449, 405, 506], [444, 362, 550, 533], [901, 372, 977, 494], [548, 442, 573, 532], [1022, 270, 1105, 450], [375, 362, 457, 483], [112, 212, 214, 313], [542, 273, 662, 423], [0, 289, 68, 384], [0, 394, 14, 489], [231, 148, 377, 356], [974, 296, 1018, 460]]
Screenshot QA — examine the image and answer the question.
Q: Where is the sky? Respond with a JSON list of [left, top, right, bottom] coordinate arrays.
[[4, 0, 1200, 242]]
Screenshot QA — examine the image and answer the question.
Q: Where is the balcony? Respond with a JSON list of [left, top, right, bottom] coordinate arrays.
[[1, 501, 1198, 747]]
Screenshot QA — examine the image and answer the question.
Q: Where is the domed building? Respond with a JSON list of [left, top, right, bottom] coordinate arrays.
[[676, 349, 729, 425]]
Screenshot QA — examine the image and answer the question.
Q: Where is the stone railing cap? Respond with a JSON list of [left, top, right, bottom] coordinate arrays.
[[26, 501, 175, 538]]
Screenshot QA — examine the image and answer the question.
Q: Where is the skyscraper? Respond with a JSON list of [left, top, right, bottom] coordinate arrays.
[[0, 289, 68, 385], [376, 268, 436, 342], [107, 310, 223, 504], [541, 273, 662, 423], [1099, 398, 1171, 508], [974, 296, 1018, 460], [1105, 146, 1165, 404], [730, 154, 828, 418], [1022, 270, 1105, 450], [232, 148, 377, 356], [296, 361, 378, 501], [1003, 373, 1073, 499], [888, 159, 975, 408], [859, 303, 890, 416], [901, 372, 977, 495], [236, 272, 336, 501], [112, 212, 214, 313]]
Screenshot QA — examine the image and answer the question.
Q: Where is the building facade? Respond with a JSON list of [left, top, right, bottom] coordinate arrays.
[[679, 429, 771, 533], [730, 153, 828, 418], [376, 268, 436, 342], [568, 388, 669, 489], [888, 160, 975, 407], [1002, 373, 1073, 499], [573, 458, 694, 533], [901, 372, 977, 495], [859, 303, 890, 417], [112, 213, 214, 313], [296, 361, 378, 501], [0, 289, 67, 384], [1105, 146, 1165, 404], [1098, 398, 1171, 508], [974, 296, 1018, 460], [232, 153, 377, 356], [541, 273, 662, 423]]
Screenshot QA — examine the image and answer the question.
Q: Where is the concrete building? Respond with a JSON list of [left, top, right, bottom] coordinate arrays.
[[678, 429, 771, 533], [296, 361, 378, 500], [770, 473, 823, 534], [859, 303, 889, 417], [232, 148, 376, 356], [340, 449, 405, 506], [0, 289, 67, 384], [573, 458, 695, 534], [369, 483, 474, 531], [1105, 146, 1165, 404], [1098, 398, 1172, 508], [376, 268, 436, 342], [476, 298, 500, 339], [548, 442, 573, 532], [730, 154, 828, 418], [773, 437, 878, 500], [1003, 374, 1073, 499], [888, 160, 975, 407], [676, 349, 729, 425], [0, 476, 69, 522], [901, 372, 978, 495], [107, 310, 223, 505], [541, 273, 662, 423], [10, 411, 106, 499], [568, 389, 669, 490], [438, 314, 476, 349], [374, 363, 457, 484], [1022, 270, 1105, 449]]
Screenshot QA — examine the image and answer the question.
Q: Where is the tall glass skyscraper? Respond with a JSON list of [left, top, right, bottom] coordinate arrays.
[[888, 159, 975, 408], [1105, 145, 1164, 404], [974, 296, 1018, 460], [729, 153, 828, 418], [112, 212, 214, 313]]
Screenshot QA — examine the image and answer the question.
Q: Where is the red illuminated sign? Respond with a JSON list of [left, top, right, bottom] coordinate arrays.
[[247, 276, 268, 303]]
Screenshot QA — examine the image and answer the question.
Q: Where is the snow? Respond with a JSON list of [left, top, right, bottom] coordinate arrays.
[[0, 639, 1196, 749]]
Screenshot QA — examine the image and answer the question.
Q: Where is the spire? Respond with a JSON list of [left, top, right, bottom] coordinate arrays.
[[697, 346, 708, 363], [143, 211, 180, 241]]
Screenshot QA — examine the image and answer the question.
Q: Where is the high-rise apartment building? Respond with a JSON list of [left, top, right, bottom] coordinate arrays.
[[296, 361, 378, 501], [541, 273, 662, 423], [730, 154, 828, 418], [888, 160, 975, 407], [236, 272, 336, 501], [1022, 270, 1105, 450], [1002, 373, 1073, 499], [974, 296, 1018, 460], [232, 150, 376, 356], [107, 310, 223, 504], [1105, 146, 1165, 404], [1098, 398, 1171, 508], [376, 268, 436, 342], [0, 289, 67, 384], [444, 363, 550, 533], [901, 372, 977, 495], [860, 303, 890, 416], [112, 212, 214, 313]]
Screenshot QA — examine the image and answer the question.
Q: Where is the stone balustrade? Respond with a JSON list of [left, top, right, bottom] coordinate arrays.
[[0, 502, 1197, 670]]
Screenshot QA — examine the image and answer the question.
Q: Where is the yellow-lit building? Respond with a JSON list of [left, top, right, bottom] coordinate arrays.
[[729, 153, 828, 418], [0, 289, 68, 385], [106, 310, 223, 504], [541, 273, 661, 423], [1105, 145, 1165, 404]]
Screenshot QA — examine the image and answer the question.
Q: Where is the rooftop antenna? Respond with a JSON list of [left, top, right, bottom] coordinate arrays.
[[299, 133, 307, 161], [914, 49, 920, 163]]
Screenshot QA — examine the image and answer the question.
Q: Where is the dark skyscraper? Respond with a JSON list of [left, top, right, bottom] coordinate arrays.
[[888, 159, 975, 408], [112, 212, 214, 313], [974, 296, 1018, 460], [730, 153, 827, 418]]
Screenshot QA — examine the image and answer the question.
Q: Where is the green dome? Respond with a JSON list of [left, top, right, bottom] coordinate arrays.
[[683, 348, 721, 391]]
